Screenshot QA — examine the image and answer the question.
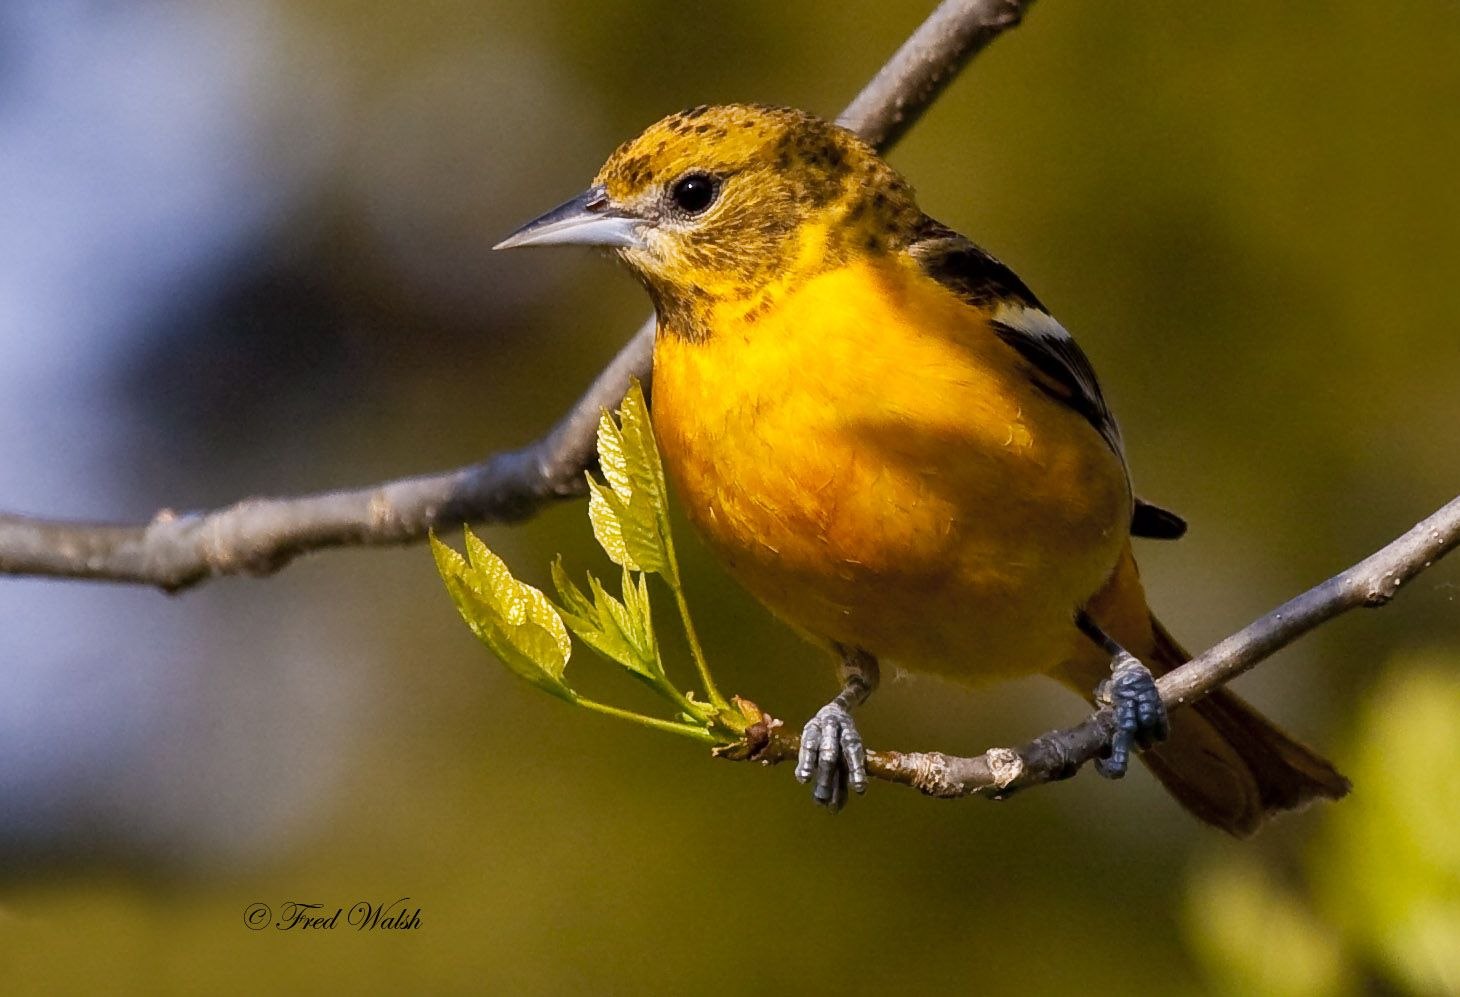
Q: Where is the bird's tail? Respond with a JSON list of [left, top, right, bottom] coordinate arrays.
[[1136, 614, 1350, 836], [1064, 546, 1350, 836]]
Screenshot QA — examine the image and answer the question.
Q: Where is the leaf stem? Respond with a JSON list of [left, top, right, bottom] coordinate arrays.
[[574, 696, 724, 744], [654, 671, 717, 724], [663, 542, 730, 712]]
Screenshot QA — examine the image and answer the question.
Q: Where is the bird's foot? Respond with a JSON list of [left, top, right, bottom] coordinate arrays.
[[793, 700, 868, 813], [1094, 653, 1169, 779]]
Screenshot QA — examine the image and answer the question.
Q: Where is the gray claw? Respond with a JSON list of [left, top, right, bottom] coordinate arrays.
[[794, 717, 822, 783], [794, 701, 867, 812]]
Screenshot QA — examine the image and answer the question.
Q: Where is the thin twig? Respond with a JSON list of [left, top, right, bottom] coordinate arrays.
[[0, 0, 1036, 592], [733, 495, 1460, 797]]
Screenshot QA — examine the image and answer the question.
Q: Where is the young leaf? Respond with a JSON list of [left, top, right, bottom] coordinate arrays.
[[587, 475, 642, 572], [550, 558, 660, 683], [621, 568, 656, 663], [429, 376, 738, 743], [549, 557, 595, 620], [595, 408, 635, 506], [431, 531, 575, 703], [588, 380, 670, 575], [623, 569, 687, 694], [462, 529, 572, 668], [555, 572, 636, 673], [617, 380, 669, 517], [619, 494, 667, 575], [588, 571, 662, 684], [462, 527, 528, 624]]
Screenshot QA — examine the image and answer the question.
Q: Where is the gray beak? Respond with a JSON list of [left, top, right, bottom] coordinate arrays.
[[493, 185, 646, 251]]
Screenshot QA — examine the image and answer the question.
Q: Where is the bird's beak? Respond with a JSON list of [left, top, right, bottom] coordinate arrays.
[[493, 185, 646, 251]]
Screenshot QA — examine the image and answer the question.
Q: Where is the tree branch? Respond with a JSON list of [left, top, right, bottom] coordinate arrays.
[[0, 0, 1036, 592], [731, 495, 1460, 797]]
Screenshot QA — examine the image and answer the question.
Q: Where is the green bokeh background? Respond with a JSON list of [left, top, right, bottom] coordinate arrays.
[[3, 2, 1457, 993]]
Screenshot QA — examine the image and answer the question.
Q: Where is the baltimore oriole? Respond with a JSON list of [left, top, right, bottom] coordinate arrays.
[[496, 104, 1349, 834]]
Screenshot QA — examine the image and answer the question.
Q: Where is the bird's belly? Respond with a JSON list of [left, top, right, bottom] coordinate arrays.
[[650, 263, 1130, 684]]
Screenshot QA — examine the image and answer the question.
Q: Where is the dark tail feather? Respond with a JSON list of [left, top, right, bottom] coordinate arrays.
[[1140, 615, 1350, 837]]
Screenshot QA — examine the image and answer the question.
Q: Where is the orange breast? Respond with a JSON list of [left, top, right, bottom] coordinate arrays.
[[651, 257, 1130, 684]]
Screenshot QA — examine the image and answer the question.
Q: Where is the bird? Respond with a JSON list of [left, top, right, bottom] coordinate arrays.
[[495, 103, 1349, 834]]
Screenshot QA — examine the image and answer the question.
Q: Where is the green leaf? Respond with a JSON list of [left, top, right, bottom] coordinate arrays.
[[552, 557, 667, 687], [587, 475, 642, 572], [462, 529, 572, 667], [550, 557, 595, 620], [430, 528, 470, 583], [461, 526, 527, 624], [587, 470, 668, 576], [621, 568, 656, 661], [618, 493, 667, 574], [588, 380, 671, 575], [595, 407, 635, 505], [431, 530, 575, 703], [557, 591, 637, 675], [426, 377, 735, 744], [588, 571, 662, 684], [620, 381, 669, 506]]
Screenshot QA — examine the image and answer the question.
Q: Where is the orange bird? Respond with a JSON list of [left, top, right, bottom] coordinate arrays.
[[497, 104, 1348, 834]]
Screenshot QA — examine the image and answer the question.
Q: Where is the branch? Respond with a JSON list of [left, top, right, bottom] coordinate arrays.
[[0, 0, 1035, 591], [732, 495, 1460, 797]]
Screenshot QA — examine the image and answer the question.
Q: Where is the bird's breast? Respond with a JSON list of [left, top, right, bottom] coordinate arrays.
[[650, 258, 1129, 680]]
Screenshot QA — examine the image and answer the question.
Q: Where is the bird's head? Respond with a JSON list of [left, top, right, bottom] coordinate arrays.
[[495, 104, 921, 338]]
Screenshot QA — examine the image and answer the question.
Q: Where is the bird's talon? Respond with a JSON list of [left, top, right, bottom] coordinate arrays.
[[1094, 654, 1167, 780], [794, 701, 867, 811]]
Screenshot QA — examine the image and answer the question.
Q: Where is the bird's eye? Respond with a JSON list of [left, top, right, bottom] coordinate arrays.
[[669, 173, 719, 215]]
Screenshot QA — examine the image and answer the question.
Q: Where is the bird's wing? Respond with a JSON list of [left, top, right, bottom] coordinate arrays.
[[908, 219, 1187, 540], [907, 218, 1125, 461]]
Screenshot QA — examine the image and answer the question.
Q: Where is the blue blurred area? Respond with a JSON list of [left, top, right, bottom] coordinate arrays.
[[0, 1, 343, 870]]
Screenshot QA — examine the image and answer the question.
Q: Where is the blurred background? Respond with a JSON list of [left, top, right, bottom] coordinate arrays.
[[0, 1, 1456, 992]]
